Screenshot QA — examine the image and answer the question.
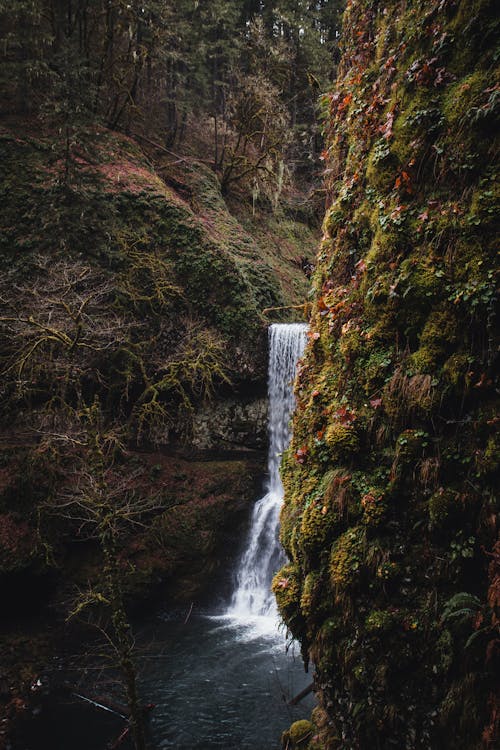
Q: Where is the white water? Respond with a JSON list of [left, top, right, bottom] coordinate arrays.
[[226, 323, 308, 631]]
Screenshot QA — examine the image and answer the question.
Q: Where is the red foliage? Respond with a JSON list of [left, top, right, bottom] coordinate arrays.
[[295, 446, 308, 464], [379, 107, 397, 140], [332, 407, 357, 425]]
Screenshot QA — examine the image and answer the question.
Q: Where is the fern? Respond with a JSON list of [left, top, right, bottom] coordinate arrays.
[[442, 592, 481, 624]]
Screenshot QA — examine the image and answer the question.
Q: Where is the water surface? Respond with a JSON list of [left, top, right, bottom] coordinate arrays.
[[139, 608, 314, 750]]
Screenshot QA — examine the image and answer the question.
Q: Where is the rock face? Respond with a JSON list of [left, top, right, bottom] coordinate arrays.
[[275, 1, 499, 748], [191, 397, 268, 452]]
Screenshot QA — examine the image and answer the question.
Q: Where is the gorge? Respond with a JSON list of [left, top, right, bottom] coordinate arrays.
[[0, 0, 498, 749]]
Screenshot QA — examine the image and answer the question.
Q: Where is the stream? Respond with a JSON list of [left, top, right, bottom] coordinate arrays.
[[138, 606, 313, 750]]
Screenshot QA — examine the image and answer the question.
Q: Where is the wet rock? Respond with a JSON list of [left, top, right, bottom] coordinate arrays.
[[191, 397, 268, 452]]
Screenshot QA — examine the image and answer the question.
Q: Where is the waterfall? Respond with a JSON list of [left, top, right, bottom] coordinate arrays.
[[228, 323, 308, 622]]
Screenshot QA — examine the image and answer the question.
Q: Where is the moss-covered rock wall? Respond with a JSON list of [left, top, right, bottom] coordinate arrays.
[[276, 1, 499, 747]]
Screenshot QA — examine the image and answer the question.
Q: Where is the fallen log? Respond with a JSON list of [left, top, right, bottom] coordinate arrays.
[[288, 682, 314, 706]]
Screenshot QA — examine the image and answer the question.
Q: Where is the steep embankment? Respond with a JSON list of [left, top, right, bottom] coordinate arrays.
[[275, 1, 498, 748], [0, 120, 317, 739], [0, 121, 314, 616]]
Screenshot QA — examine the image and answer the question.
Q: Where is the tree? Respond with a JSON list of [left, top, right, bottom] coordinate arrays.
[[0, 252, 229, 445], [39, 402, 163, 750], [0, 0, 343, 187], [219, 70, 290, 196]]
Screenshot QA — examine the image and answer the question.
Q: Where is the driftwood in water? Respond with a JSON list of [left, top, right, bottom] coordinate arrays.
[[72, 691, 127, 718], [288, 682, 314, 706], [73, 691, 155, 717]]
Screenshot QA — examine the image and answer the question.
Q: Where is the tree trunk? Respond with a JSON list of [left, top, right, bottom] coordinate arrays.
[[103, 533, 146, 750]]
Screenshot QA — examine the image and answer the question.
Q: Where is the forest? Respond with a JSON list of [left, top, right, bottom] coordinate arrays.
[[0, 0, 498, 749]]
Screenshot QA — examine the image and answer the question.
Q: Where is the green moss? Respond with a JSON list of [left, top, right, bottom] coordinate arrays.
[[468, 178, 500, 226], [276, 1, 499, 747], [393, 429, 429, 468], [300, 502, 331, 556], [395, 257, 442, 324], [324, 201, 348, 235], [272, 563, 303, 625], [408, 309, 459, 373], [366, 139, 399, 192], [300, 572, 320, 619], [365, 609, 396, 633], [477, 433, 500, 476], [429, 488, 479, 534], [324, 422, 359, 461], [281, 719, 314, 749], [361, 491, 387, 527], [436, 629, 454, 674], [329, 526, 365, 590], [357, 346, 393, 394], [339, 327, 364, 362], [428, 488, 459, 529], [442, 353, 472, 388], [443, 71, 490, 130]]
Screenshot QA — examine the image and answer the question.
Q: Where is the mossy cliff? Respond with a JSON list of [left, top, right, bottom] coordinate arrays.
[[275, 1, 499, 748]]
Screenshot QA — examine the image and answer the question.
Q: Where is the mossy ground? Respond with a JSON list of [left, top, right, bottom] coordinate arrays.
[[278, 0, 499, 748], [0, 116, 314, 583]]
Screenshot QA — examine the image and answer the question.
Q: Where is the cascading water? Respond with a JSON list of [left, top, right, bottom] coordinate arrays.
[[228, 322, 308, 624]]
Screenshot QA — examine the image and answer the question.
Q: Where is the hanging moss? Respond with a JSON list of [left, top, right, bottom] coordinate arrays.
[[300, 572, 321, 619], [272, 563, 304, 637]]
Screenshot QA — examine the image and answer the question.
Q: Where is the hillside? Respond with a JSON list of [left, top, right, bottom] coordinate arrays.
[[0, 118, 317, 741]]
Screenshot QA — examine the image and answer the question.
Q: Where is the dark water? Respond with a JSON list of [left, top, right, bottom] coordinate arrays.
[[12, 606, 313, 750], [11, 697, 125, 750], [138, 608, 314, 750]]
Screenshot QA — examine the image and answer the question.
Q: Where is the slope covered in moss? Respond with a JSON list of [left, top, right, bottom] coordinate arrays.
[[0, 119, 315, 593], [276, 1, 499, 748], [0, 118, 318, 733]]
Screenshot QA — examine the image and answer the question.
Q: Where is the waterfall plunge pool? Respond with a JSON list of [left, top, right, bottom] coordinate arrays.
[[11, 605, 314, 750], [139, 324, 313, 748], [137, 606, 314, 750]]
